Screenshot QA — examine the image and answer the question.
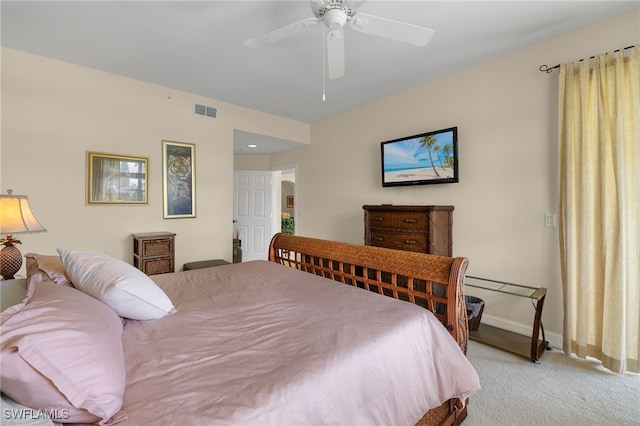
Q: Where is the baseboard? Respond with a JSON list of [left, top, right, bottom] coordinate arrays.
[[480, 313, 563, 349]]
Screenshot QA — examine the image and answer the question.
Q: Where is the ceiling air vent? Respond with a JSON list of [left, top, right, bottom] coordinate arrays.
[[193, 102, 217, 119]]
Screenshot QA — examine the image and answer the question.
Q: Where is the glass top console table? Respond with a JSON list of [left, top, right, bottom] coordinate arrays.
[[465, 276, 550, 362]]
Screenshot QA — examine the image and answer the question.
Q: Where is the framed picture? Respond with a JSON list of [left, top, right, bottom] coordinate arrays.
[[162, 140, 196, 218], [381, 127, 458, 187], [86, 152, 148, 204], [287, 196, 294, 208]]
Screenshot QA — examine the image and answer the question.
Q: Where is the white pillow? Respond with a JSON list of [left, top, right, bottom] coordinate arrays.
[[57, 248, 176, 320]]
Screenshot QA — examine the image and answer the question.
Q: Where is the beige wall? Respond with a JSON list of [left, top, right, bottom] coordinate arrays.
[[234, 154, 271, 170], [271, 9, 640, 342], [1, 47, 309, 271]]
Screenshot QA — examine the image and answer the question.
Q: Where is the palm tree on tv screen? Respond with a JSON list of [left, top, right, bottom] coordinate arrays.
[[419, 135, 441, 177], [443, 144, 454, 169]]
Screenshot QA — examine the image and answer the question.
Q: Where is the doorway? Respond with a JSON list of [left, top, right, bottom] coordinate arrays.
[[279, 167, 296, 236], [232, 165, 297, 262]]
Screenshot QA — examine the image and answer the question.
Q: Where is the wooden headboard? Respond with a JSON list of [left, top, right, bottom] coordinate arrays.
[[268, 233, 470, 354]]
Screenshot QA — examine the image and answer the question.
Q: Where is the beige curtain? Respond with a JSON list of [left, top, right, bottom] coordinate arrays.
[[558, 45, 639, 374]]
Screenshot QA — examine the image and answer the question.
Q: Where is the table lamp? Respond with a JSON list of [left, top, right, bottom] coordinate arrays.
[[0, 190, 47, 280]]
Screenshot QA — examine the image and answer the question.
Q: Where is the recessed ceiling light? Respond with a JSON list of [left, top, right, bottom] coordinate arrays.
[[248, 144, 258, 148]]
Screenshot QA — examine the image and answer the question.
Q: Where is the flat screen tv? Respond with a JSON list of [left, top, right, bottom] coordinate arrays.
[[381, 126, 458, 187]]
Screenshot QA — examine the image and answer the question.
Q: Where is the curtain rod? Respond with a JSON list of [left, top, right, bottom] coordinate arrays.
[[539, 45, 635, 73]]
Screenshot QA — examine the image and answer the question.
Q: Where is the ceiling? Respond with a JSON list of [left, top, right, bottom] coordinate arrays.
[[2, 1, 638, 154]]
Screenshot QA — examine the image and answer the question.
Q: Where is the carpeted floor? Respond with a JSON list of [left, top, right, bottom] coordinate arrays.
[[463, 340, 640, 426]]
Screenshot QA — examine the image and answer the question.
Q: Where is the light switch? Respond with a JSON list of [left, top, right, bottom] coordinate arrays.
[[545, 213, 557, 227]]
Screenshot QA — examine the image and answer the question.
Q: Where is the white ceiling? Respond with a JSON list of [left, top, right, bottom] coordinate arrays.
[[2, 1, 638, 154]]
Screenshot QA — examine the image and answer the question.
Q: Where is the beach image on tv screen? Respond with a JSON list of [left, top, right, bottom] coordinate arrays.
[[383, 129, 455, 183]]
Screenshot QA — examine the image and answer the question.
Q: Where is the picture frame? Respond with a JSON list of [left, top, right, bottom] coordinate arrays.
[[162, 140, 196, 218], [287, 196, 294, 208], [86, 152, 148, 204], [381, 127, 459, 187]]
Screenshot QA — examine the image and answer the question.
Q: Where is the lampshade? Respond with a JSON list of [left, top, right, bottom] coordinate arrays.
[[0, 191, 47, 280]]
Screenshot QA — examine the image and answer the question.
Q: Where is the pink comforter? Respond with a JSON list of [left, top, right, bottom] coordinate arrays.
[[120, 260, 480, 425]]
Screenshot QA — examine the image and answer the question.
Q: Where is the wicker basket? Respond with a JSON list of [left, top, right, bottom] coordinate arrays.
[[465, 295, 485, 331]]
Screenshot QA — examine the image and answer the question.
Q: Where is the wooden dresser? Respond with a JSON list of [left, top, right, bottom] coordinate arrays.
[[363, 205, 453, 256], [132, 232, 176, 275]]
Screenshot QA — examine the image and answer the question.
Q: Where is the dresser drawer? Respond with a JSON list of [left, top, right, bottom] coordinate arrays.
[[138, 238, 174, 257], [136, 256, 174, 275], [367, 211, 427, 231], [368, 231, 428, 252]]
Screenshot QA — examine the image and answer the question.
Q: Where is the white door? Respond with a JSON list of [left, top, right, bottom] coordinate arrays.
[[233, 171, 274, 261]]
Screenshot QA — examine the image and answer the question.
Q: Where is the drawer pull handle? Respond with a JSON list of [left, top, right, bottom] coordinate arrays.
[[374, 217, 383, 222], [374, 237, 384, 242], [404, 240, 417, 245], [404, 219, 417, 223]]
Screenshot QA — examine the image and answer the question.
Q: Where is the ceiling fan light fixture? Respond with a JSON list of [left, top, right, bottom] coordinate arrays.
[[324, 7, 349, 30]]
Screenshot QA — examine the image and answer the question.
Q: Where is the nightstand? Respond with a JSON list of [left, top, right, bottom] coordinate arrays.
[[1, 278, 28, 311], [132, 232, 176, 275]]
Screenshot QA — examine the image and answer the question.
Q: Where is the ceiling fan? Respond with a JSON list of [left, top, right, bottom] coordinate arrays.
[[243, 0, 435, 80]]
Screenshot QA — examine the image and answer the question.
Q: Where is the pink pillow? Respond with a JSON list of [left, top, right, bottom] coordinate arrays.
[[0, 279, 127, 424], [24, 253, 71, 286]]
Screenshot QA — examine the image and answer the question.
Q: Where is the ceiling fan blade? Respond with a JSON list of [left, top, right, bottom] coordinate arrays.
[[244, 18, 320, 49], [349, 12, 435, 46], [326, 29, 345, 79]]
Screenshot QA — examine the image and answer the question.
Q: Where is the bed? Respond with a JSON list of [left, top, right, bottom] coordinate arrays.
[[1, 233, 480, 426]]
